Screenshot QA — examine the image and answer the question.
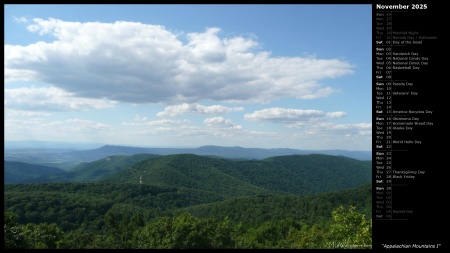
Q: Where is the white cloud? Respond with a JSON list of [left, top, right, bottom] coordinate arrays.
[[5, 118, 45, 130], [133, 114, 148, 121], [124, 115, 277, 141], [123, 119, 191, 127], [5, 18, 353, 104], [5, 109, 52, 117], [204, 117, 243, 137], [4, 86, 116, 111], [4, 118, 113, 142], [156, 103, 244, 117], [64, 118, 112, 130], [325, 111, 348, 118], [244, 107, 347, 123], [123, 118, 205, 138], [204, 117, 242, 129], [306, 122, 372, 136], [13, 16, 28, 23]]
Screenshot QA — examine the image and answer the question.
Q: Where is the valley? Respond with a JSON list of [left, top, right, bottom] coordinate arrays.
[[4, 145, 372, 249]]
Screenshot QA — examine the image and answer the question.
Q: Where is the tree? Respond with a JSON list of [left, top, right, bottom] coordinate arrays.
[[22, 222, 64, 249], [327, 205, 372, 249], [4, 212, 28, 249], [212, 216, 235, 249], [282, 224, 328, 249]]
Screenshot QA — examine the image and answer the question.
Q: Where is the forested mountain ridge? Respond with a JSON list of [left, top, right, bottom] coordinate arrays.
[[6, 153, 371, 192], [4, 153, 372, 249], [183, 183, 372, 228], [5, 182, 370, 231], [4, 182, 226, 232], [102, 153, 371, 196], [21, 153, 160, 183], [102, 154, 275, 198], [71, 144, 372, 160], [4, 161, 66, 184]]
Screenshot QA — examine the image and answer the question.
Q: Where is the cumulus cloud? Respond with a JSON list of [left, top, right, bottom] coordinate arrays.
[[306, 122, 372, 136], [4, 86, 116, 111], [5, 18, 353, 104], [124, 115, 274, 140], [244, 107, 347, 123], [156, 103, 244, 117], [325, 111, 348, 118], [204, 117, 243, 137], [204, 117, 242, 129], [5, 117, 113, 142], [123, 117, 207, 137]]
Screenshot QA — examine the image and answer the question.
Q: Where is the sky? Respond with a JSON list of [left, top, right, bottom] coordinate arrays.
[[4, 4, 372, 150]]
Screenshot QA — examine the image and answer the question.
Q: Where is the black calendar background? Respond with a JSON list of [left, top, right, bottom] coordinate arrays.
[[372, 2, 445, 250]]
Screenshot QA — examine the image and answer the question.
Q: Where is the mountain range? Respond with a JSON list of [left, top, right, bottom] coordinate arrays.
[[4, 148, 373, 249], [4, 161, 66, 183], [8, 152, 371, 198], [102, 153, 371, 196], [69, 144, 372, 161], [5, 144, 371, 171]]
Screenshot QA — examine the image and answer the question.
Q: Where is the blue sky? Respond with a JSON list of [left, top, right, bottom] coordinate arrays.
[[4, 4, 372, 150]]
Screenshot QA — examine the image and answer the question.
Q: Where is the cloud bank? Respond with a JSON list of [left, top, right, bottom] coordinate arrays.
[[244, 107, 347, 123], [5, 18, 354, 105], [4, 86, 116, 111], [157, 103, 244, 117]]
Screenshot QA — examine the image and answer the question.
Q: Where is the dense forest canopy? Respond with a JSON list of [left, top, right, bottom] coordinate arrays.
[[4, 153, 372, 249]]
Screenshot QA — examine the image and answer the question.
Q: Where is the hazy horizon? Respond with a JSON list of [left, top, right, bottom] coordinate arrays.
[[4, 139, 372, 152]]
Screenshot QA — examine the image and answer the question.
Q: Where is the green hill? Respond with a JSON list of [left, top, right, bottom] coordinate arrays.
[[4, 182, 225, 232], [4, 153, 372, 249], [183, 183, 372, 228], [25, 154, 160, 183], [103, 154, 275, 198], [4, 182, 371, 234], [103, 153, 371, 196], [4, 161, 66, 184]]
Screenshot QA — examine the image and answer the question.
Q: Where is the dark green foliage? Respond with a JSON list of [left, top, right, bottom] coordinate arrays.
[[4, 190, 371, 249], [184, 183, 372, 228], [4, 189, 114, 232], [22, 222, 65, 249], [4, 153, 372, 249], [103, 154, 371, 196], [131, 213, 240, 249], [4, 182, 226, 232], [103, 154, 276, 198], [259, 154, 372, 193], [24, 153, 160, 183], [4, 212, 28, 249], [4, 211, 66, 249], [4, 160, 65, 184], [328, 205, 372, 248]]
